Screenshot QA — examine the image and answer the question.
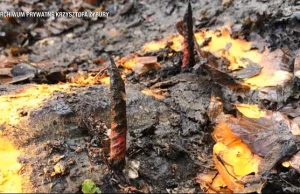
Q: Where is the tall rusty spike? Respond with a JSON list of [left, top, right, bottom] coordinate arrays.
[[109, 57, 127, 171], [182, 1, 195, 69]]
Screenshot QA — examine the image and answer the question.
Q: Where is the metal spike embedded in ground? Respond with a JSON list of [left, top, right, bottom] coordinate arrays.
[[182, 1, 195, 69], [109, 57, 127, 171]]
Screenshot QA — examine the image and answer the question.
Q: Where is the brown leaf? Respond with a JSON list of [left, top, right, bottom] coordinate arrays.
[[203, 64, 250, 91], [285, 150, 300, 174], [119, 1, 134, 15], [175, 21, 183, 36], [0, 75, 12, 84], [232, 59, 262, 79], [47, 18, 84, 35], [0, 68, 12, 76], [136, 56, 157, 64], [122, 56, 161, 75], [0, 55, 28, 68], [10, 47, 30, 57], [141, 88, 168, 100], [207, 95, 224, 124], [227, 115, 299, 173], [196, 172, 232, 193], [279, 101, 300, 118], [294, 50, 300, 78], [0, 67, 13, 84], [131, 62, 161, 75]]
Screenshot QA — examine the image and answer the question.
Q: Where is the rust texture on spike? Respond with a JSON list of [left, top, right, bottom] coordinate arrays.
[[182, 1, 195, 69], [109, 58, 127, 171]]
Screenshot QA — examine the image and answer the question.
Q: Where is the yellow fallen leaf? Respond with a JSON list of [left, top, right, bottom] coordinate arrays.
[[196, 172, 232, 193], [211, 121, 239, 146], [142, 40, 167, 53], [282, 161, 290, 168], [211, 120, 261, 192], [211, 174, 232, 193], [235, 104, 266, 119], [214, 142, 260, 177]]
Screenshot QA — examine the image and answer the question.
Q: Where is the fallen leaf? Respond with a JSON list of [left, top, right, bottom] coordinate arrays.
[[285, 151, 300, 173], [133, 62, 161, 75], [8, 73, 35, 84], [227, 115, 300, 173], [206, 95, 224, 124], [141, 88, 168, 100], [243, 49, 293, 88], [136, 56, 157, 64], [11, 63, 36, 77], [211, 174, 232, 193], [0, 55, 28, 68], [125, 160, 140, 179], [121, 56, 161, 75], [196, 172, 232, 193], [119, 1, 134, 15], [211, 120, 261, 192], [235, 104, 266, 119], [47, 17, 84, 35], [142, 40, 167, 53], [294, 52, 300, 78], [279, 101, 300, 118], [203, 64, 250, 91], [0, 75, 13, 84], [232, 59, 262, 79], [0, 68, 12, 77], [213, 144, 248, 192]]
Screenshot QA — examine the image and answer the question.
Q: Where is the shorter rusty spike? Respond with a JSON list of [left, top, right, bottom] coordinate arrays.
[[182, 1, 195, 69]]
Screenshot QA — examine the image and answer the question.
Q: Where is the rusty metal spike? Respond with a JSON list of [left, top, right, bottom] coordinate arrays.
[[182, 1, 195, 69], [109, 57, 127, 171]]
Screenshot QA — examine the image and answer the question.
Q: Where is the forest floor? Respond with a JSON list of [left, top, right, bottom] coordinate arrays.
[[0, 0, 300, 193]]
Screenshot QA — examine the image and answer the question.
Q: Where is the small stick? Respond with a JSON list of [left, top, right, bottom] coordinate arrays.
[[182, 1, 195, 69], [109, 57, 127, 171]]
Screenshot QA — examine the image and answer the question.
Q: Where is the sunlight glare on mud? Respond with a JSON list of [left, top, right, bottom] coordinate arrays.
[[0, 84, 82, 192], [142, 40, 167, 53], [193, 29, 292, 88], [99, 26, 292, 89], [140, 27, 293, 89], [0, 84, 72, 126], [69, 71, 111, 85], [0, 137, 22, 193], [120, 56, 137, 70]]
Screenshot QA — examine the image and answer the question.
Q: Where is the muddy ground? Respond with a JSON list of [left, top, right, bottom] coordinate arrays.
[[0, 0, 300, 193]]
